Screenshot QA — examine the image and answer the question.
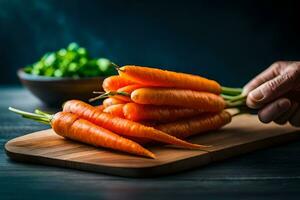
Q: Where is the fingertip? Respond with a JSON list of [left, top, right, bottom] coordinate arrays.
[[246, 99, 258, 109], [258, 109, 272, 123], [257, 98, 292, 124], [246, 92, 261, 109], [278, 98, 291, 108]]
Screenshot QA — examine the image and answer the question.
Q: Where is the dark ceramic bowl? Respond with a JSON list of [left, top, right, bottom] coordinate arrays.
[[17, 69, 105, 107]]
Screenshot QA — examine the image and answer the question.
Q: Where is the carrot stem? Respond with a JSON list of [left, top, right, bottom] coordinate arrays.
[[221, 94, 236, 100], [89, 91, 130, 102], [111, 91, 130, 96], [34, 109, 53, 118], [221, 86, 243, 95], [89, 93, 107, 102], [9, 107, 52, 123], [228, 94, 247, 102], [93, 91, 105, 94], [222, 94, 247, 102], [22, 115, 50, 124], [225, 100, 246, 108], [111, 62, 124, 72]]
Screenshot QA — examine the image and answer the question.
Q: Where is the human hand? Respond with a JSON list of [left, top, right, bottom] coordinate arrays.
[[243, 61, 300, 126]]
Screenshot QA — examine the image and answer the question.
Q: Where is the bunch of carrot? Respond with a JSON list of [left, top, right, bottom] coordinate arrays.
[[94, 64, 245, 138], [10, 64, 245, 159]]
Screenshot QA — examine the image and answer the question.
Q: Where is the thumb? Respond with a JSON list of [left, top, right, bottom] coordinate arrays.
[[247, 67, 298, 109]]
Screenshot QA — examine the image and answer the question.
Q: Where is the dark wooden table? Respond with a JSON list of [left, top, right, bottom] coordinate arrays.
[[1, 86, 300, 200]]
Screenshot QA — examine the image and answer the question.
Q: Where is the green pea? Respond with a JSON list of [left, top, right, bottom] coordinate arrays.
[[58, 49, 67, 57], [54, 69, 63, 77], [33, 62, 44, 70], [44, 53, 56, 67], [77, 47, 87, 57], [79, 57, 88, 66], [68, 62, 79, 72], [41, 52, 51, 62], [44, 67, 55, 77], [67, 42, 79, 51], [97, 58, 110, 71], [65, 51, 78, 62], [59, 59, 71, 69], [32, 68, 41, 76]]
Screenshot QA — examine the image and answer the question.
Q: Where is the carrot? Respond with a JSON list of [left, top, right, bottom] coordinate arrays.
[[103, 98, 125, 108], [117, 84, 144, 94], [9, 107, 155, 159], [95, 105, 105, 111], [113, 84, 143, 102], [63, 100, 209, 149], [118, 65, 221, 94], [131, 88, 225, 112], [102, 75, 137, 92], [156, 111, 231, 139], [123, 103, 205, 122], [103, 104, 125, 118]]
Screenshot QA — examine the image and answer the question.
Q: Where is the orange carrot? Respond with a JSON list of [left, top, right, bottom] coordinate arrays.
[[117, 84, 144, 94], [156, 111, 231, 139], [118, 65, 221, 94], [94, 85, 144, 103], [107, 95, 131, 103], [102, 75, 137, 92], [9, 108, 155, 158], [95, 105, 105, 112], [131, 88, 225, 112], [103, 104, 125, 118], [103, 98, 125, 108], [63, 100, 209, 149], [123, 103, 205, 122], [113, 84, 143, 102]]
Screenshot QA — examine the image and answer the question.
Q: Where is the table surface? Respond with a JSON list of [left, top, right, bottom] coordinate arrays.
[[1, 86, 300, 200]]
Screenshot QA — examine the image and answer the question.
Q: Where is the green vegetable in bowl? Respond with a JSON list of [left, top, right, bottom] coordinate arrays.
[[24, 42, 116, 78]]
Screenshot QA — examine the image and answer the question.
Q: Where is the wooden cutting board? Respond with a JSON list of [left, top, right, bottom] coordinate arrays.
[[5, 114, 300, 177]]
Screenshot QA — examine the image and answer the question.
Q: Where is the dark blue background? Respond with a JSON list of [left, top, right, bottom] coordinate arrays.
[[1, 0, 299, 86]]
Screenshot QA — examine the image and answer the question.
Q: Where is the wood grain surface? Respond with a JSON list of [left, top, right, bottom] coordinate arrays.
[[5, 114, 300, 177]]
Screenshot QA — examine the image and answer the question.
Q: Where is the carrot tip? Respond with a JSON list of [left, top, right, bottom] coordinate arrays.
[[185, 144, 213, 149], [148, 152, 156, 159]]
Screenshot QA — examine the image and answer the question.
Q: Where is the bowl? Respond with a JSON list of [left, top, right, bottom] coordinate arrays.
[[17, 69, 105, 107]]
